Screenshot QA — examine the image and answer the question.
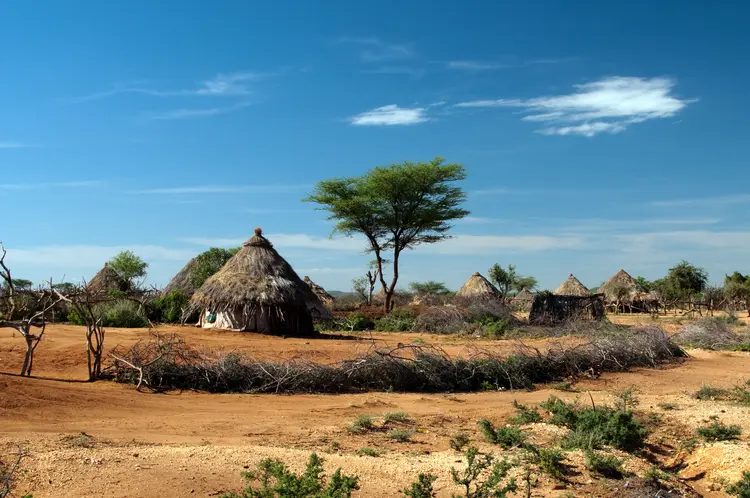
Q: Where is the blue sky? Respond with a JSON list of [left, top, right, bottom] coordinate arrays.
[[2, 1, 749, 292]]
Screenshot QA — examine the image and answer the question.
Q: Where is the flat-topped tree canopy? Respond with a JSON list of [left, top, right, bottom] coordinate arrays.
[[456, 272, 501, 299], [554, 274, 591, 297], [190, 228, 331, 336]]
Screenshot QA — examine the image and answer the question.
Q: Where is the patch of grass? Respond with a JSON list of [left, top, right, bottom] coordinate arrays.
[[387, 429, 413, 443], [477, 420, 527, 449], [508, 400, 542, 425], [726, 471, 750, 498], [549, 381, 576, 392], [735, 343, 750, 352], [61, 432, 96, 448], [449, 432, 471, 452], [383, 411, 409, 423], [347, 414, 374, 434], [657, 402, 679, 411], [357, 447, 381, 457], [695, 385, 729, 400], [643, 466, 669, 485], [585, 450, 625, 479], [696, 420, 742, 442]]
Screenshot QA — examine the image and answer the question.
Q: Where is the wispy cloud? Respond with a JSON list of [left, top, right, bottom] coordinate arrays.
[[0, 141, 40, 149], [350, 104, 428, 126], [0, 180, 102, 191], [427, 234, 583, 254], [146, 101, 252, 120], [616, 230, 750, 252], [132, 184, 308, 195], [5, 244, 195, 268], [455, 76, 695, 137], [338, 37, 415, 62], [472, 187, 514, 196], [182, 233, 365, 252], [362, 66, 425, 78], [652, 194, 750, 208], [455, 216, 503, 224], [446, 60, 508, 71]]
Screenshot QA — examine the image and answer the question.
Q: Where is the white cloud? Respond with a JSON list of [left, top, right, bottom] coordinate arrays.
[[338, 37, 414, 62], [651, 194, 750, 208], [194, 73, 259, 96], [455, 76, 694, 136], [0, 181, 102, 190], [0, 141, 39, 149], [5, 244, 195, 269], [427, 234, 583, 254], [147, 101, 251, 120], [446, 60, 508, 70], [182, 233, 366, 252], [454, 216, 502, 224], [132, 184, 308, 195], [350, 104, 428, 126], [362, 66, 424, 78], [616, 230, 750, 252]]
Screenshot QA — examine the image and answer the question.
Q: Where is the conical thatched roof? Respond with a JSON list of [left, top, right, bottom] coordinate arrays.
[[598, 269, 647, 302], [512, 288, 535, 303], [163, 258, 197, 296], [456, 272, 500, 299], [303, 276, 335, 306], [190, 228, 331, 319], [87, 263, 128, 295], [554, 274, 590, 297]]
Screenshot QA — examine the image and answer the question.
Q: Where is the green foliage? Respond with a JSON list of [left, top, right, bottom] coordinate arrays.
[[52, 282, 76, 294], [657, 402, 679, 411], [487, 264, 537, 298], [305, 158, 469, 312], [450, 447, 518, 498], [383, 411, 409, 423], [401, 473, 437, 498], [108, 250, 148, 287], [696, 419, 742, 442], [450, 432, 471, 452], [584, 450, 625, 479], [653, 261, 708, 301], [726, 471, 750, 498], [476, 420, 526, 449], [221, 453, 359, 498], [387, 429, 413, 442], [375, 309, 416, 331], [409, 281, 451, 295], [96, 299, 148, 328], [356, 448, 381, 457], [190, 247, 240, 289], [336, 313, 375, 332], [635, 276, 653, 292], [614, 386, 640, 411], [694, 385, 729, 400], [151, 290, 190, 323], [508, 401, 542, 425], [347, 415, 374, 434], [525, 445, 567, 479], [549, 381, 576, 392], [9, 278, 33, 291]]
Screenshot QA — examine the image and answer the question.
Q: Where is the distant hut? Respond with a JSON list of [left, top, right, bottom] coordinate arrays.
[[598, 269, 657, 313], [455, 272, 501, 300], [554, 274, 591, 297], [529, 292, 605, 325], [86, 263, 129, 296], [511, 288, 535, 312], [189, 228, 331, 335], [303, 276, 335, 307], [163, 258, 197, 297]]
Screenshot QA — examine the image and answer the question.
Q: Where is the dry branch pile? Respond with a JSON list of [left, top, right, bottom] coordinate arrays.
[[111, 327, 685, 394]]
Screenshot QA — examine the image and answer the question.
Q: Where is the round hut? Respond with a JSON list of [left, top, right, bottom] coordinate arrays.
[[455, 272, 501, 300], [189, 228, 331, 336], [598, 269, 657, 313], [86, 263, 129, 296], [303, 276, 335, 307], [510, 287, 535, 312], [163, 258, 197, 297], [554, 274, 590, 297]]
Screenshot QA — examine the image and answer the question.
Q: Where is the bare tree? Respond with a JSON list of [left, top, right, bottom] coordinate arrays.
[[0, 243, 62, 376]]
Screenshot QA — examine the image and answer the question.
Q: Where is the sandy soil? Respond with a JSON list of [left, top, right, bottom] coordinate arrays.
[[1, 324, 749, 497]]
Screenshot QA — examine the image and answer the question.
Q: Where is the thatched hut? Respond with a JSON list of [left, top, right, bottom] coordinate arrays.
[[510, 288, 535, 312], [189, 228, 331, 336], [455, 272, 500, 300], [529, 292, 605, 325], [303, 276, 335, 307], [86, 263, 129, 295], [598, 269, 657, 313], [163, 258, 197, 297], [554, 274, 590, 297]]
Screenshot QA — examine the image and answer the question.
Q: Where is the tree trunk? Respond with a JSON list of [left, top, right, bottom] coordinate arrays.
[[384, 249, 400, 314], [21, 337, 32, 376]]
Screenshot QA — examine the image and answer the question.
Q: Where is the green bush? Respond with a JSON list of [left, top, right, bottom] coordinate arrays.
[[585, 450, 625, 479], [220, 453, 359, 498], [347, 414, 374, 434], [383, 411, 409, 423], [343, 313, 375, 332], [526, 446, 567, 479], [450, 447, 517, 498], [695, 385, 729, 400], [401, 473, 437, 498], [387, 429, 413, 442], [449, 432, 471, 452], [696, 420, 742, 442], [509, 401, 542, 425], [477, 420, 526, 448], [357, 447, 381, 457], [150, 290, 189, 323], [726, 471, 750, 498], [374, 309, 416, 332]]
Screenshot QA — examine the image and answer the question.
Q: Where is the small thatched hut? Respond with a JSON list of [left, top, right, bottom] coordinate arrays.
[[455, 272, 500, 300], [529, 292, 605, 325], [511, 288, 535, 312], [554, 274, 590, 297], [163, 258, 197, 297], [303, 276, 335, 307], [87, 263, 129, 295], [189, 228, 331, 336], [598, 269, 657, 313]]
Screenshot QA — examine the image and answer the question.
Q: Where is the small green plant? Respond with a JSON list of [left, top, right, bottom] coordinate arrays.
[[220, 453, 359, 498], [401, 473, 437, 498], [347, 414, 374, 434], [384, 411, 410, 423], [61, 432, 96, 448], [726, 471, 750, 498], [696, 420, 742, 442], [525, 445, 567, 480], [357, 447, 381, 457], [450, 432, 471, 452], [614, 386, 640, 411], [387, 429, 413, 443], [735, 343, 750, 352], [450, 447, 518, 498], [549, 381, 576, 392], [509, 401, 542, 425], [643, 466, 669, 485], [694, 384, 729, 400], [476, 420, 526, 449], [585, 450, 625, 479], [657, 402, 679, 411]]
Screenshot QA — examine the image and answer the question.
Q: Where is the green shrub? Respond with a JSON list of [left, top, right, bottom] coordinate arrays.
[[150, 290, 189, 323], [220, 453, 359, 498], [539, 396, 578, 427], [549, 381, 576, 392], [374, 309, 416, 332], [643, 466, 669, 485], [344, 313, 375, 332], [585, 450, 625, 478], [476, 420, 526, 448], [735, 343, 750, 352], [450, 432, 470, 452], [526, 446, 567, 480], [347, 414, 374, 434], [726, 471, 750, 498], [479, 317, 510, 338], [509, 401, 542, 425], [450, 447, 517, 498], [696, 420, 742, 442], [357, 447, 381, 457], [67, 306, 86, 325], [401, 474, 437, 498], [383, 411, 409, 423], [387, 429, 413, 442], [100, 300, 148, 328], [614, 386, 640, 411], [695, 385, 729, 400]]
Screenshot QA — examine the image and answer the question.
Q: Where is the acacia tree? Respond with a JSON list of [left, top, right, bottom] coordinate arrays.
[[488, 264, 537, 299], [409, 281, 451, 296], [306, 158, 469, 313], [108, 250, 148, 290]]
